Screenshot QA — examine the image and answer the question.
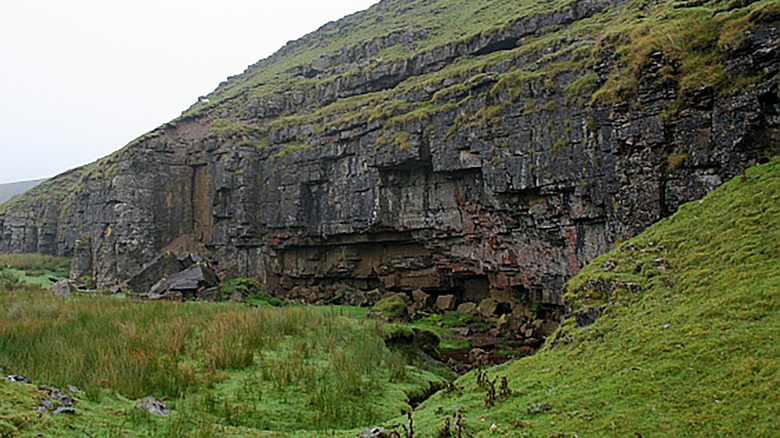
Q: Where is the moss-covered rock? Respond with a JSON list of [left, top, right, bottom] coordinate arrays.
[[372, 295, 408, 321]]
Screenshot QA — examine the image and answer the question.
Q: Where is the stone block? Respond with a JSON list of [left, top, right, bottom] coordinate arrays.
[[435, 294, 456, 311]]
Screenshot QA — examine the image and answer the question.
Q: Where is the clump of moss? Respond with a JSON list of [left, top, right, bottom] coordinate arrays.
[[209, 119, 250, 138], [220, 277, 283, 306], [376, 131, 414, 150], [372, 296, 408, 321], [273, 143, 312, 158]]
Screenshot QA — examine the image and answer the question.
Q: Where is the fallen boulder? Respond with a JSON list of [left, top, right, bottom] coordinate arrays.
[[148, 263, 219, 300], [52, 280, 76, 297], [135, 396, 170, 416], [370, 295, 408, 321], [435, 294, 456, 311], [127, 251, 182, 295], [177, 252, 204, 269]]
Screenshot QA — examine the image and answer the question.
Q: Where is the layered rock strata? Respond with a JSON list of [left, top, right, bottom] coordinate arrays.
[[1, 0, 778, 326]]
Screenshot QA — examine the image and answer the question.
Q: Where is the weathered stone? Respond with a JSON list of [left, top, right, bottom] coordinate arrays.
[[39, 385, 76, 407], [412, 289, 432, 306], [575, 306, 605, 327], [127, 252, 182, 295], [177, 252, 204, 269], [451, 327, 470, 336], [148, 262, 219, 299], [69, 236, 92, 281], [135, 396, 170, 416], [456, 302, 478, 315], [356, 427, 398, 438], [435, 294, 456, 311], [197, 286, 222, 302], [478, 298, 499, 319], [6, 375, 31, 384], [344, 287, 382, 307], [52, 280, 75, 297]]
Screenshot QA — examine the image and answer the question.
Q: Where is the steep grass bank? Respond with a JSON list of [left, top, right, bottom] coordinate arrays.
[[402, 158, 779, 436]]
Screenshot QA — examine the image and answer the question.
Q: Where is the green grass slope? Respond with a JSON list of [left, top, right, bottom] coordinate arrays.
[[184, 0, 581, 115], [404, 157, 780, 437]]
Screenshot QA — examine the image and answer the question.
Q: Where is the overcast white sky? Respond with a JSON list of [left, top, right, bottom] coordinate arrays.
[[0, 0, 379, 184]]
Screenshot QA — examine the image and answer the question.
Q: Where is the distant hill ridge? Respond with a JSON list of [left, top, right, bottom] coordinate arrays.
[[0, 179, 46, 204]]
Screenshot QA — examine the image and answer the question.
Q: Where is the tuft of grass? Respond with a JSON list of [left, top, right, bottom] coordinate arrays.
[[209, 118, 252, 139], [273, 143, 312, 158], [667, 152, 690, 171]]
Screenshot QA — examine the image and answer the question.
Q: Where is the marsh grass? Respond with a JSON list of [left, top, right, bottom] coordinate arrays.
[[0, 253, 71, 290], [0, 288, 442, 434]]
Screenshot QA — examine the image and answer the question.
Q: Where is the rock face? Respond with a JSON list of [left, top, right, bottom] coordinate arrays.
[[0, 0, 778, 320]]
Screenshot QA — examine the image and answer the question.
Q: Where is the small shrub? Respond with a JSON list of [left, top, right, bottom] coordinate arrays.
[[220, 277, 283, 306]]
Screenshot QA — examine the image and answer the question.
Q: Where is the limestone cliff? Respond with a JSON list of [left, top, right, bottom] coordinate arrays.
[[1, 0, 778, 316]]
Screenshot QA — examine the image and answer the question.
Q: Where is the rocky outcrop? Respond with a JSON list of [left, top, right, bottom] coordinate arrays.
[[0, 0, 778, 331]]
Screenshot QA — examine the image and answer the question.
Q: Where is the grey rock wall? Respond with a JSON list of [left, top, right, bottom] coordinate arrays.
[[0, 1, 777, 317]]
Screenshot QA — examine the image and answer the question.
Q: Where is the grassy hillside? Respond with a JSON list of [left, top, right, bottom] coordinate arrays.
[[403, 157, 779, 437], [188, 0, 779, 133], [183, 0, 580, 115]]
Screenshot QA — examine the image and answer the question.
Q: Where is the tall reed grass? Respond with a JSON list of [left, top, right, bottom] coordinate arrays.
[[0, 253, 70, 273], [0, 287, 433, 431]]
